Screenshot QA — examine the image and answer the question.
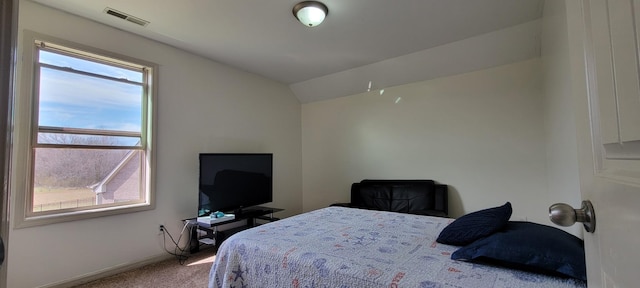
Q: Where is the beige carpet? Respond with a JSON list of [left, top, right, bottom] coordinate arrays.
[[73, 251, 216, 288]]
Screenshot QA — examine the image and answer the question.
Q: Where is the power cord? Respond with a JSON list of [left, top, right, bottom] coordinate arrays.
[[160, 222, 191, 265]]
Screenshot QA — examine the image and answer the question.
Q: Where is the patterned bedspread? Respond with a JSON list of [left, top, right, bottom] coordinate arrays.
[[209, 206, 586, 288]]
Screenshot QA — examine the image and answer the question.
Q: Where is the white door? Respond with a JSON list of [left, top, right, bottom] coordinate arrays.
[[567, 1, 640, 287]]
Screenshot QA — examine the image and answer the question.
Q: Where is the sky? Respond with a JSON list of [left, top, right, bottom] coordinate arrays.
[[38, 50, 144, 146]]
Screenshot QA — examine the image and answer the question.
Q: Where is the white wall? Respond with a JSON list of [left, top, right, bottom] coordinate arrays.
[[8, 2, 302, 287], [5, 1, 585, 287], [302, 58, 551, 222], [292, 20, 542, 103], [540, 0, 583, 237]]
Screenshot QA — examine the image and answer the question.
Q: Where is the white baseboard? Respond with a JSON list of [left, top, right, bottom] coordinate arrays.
[[39, 253, 174, 288]]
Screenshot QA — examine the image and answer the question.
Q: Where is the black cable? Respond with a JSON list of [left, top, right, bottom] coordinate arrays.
[[160, 222, 191, 265], [161, 232, 188, 264]]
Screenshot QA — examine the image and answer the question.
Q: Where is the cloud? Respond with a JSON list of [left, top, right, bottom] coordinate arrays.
[[40, 68, 143, 109], [38, 70, 144, 132], [40, 50, 142, 82]]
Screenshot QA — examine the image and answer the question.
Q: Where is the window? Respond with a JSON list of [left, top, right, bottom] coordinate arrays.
[[16, 31, 157, 226]]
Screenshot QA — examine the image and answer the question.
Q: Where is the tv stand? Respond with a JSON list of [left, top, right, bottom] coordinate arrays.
[[190, 206, 283, 253], [231, 207, 253, 217]]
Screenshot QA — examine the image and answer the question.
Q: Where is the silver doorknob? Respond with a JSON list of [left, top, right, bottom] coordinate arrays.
[[549, 200, 595, 233]]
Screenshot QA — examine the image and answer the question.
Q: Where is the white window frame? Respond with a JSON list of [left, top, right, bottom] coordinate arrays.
[[14, 31, 157, 228]]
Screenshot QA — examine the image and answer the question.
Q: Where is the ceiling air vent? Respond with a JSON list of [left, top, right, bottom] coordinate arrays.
[[104, 7, 149, 27]]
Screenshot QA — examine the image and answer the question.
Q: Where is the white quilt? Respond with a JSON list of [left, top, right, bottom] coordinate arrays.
[[209, 206, 586, 288]]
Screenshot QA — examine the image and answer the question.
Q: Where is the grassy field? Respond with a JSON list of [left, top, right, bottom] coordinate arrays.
[[33, 187, 96, 211]]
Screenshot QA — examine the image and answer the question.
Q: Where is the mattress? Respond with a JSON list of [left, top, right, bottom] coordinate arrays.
[[209, 206, 586, 288]]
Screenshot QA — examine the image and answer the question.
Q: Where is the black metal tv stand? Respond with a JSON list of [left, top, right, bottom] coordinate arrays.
[[190, 206, 283, 253]]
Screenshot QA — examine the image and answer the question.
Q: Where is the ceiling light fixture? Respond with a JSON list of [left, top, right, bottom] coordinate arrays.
[[292, 1, 328, 27]]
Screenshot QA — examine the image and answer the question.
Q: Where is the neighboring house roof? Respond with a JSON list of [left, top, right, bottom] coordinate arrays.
[[89, 150, 140, 194]]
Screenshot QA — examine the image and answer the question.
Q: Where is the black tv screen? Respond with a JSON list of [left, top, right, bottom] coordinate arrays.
[[198, 153, 273, 216]]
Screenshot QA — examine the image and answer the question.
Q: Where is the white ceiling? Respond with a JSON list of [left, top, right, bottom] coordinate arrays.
[[31, 0, 544, 103]]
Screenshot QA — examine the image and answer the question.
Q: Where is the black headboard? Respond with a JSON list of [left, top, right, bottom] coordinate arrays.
[[346, 179, 448, 217]]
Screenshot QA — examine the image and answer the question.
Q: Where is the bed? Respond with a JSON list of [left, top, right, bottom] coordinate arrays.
[[208, 206, 586, 288]]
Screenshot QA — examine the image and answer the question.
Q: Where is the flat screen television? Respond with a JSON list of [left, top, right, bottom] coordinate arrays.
[[198, 153, 273, 217]]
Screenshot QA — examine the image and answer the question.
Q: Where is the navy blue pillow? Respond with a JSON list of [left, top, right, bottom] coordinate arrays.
[[436, 202, 512, 246], [451, 221, 586, 281]]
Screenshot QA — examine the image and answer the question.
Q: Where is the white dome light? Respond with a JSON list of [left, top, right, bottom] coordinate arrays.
[[293, 1, 328, 27]]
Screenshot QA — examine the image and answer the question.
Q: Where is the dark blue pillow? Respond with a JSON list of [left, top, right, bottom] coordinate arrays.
[[436, 202, 512, 246], [451, 221, 586, 281]]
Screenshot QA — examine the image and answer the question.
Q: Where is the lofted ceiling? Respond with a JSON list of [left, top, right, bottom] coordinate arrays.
[[31, 0, 544, 103]]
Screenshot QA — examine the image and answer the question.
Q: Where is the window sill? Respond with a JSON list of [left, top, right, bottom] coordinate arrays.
[[14, 202, 154, 229]]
